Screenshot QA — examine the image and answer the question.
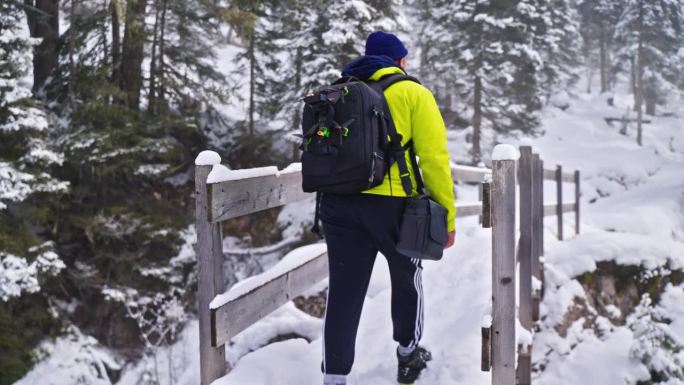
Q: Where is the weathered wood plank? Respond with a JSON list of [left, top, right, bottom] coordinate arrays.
[[481, 326, 492, 372], [211, 251, 328, 347], [562, 173, 575, 183], [556, 165, 563, 241], [532, 290, 541, 321], [518, 146, 533, 334], [517, 344, 532, 385], [539, 158, 545, 261], [209, 170, 311, 223], [452, 164, 491, 183], [531, 154, 541, 283], [563, 202, 576, 214], [543, 168, 556, 180], [491, 152, 517, 385], [456, 202, 484, 218], [482, 182, 491, 228], [543, 203, 576, 217], [543, 169, 575, 183], [478, 181, 483, 224], [208, 164, 494, 223], [195, 165, 226, 384]]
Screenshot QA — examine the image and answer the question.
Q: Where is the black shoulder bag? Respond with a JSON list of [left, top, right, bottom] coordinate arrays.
[[395, 144, 450, 261]]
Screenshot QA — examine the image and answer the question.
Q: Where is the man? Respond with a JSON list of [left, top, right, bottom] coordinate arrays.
[[320, 31, 456, 385]]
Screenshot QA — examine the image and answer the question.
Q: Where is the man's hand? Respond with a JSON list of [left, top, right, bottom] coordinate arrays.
[[444, 230, 455, 249]]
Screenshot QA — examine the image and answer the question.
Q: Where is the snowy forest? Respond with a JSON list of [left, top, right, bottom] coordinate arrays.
[[2, 0, 684, 384]]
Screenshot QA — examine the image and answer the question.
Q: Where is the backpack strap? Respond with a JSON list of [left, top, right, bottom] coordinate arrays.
[[310, 191, 324, 239], [367, 73, 421, 196], [406, 140, 427, 197]]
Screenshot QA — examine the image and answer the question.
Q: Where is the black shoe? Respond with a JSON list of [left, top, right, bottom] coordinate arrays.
[[397, 346, 432, 384]]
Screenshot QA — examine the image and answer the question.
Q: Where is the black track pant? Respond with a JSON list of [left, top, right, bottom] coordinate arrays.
[[320, 193, 424, 376]]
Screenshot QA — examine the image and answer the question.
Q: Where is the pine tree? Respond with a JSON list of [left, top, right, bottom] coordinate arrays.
[[534, 0, 582, 101], [629, 294, 684, 383], [0, 3, 67, 381], [232, 0, 405, 162], [614, 0, 684, 144], [429, 0, 546, 163], [577, 0, 624, 93], [0, 2, 67, 240], [9, 0, 224, 368]]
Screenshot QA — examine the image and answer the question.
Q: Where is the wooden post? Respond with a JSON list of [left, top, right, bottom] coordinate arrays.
[[481, 325, 492, 371], [517, 146, 533, 385], [517, 346, 532, 385], [491, 145, 517, 385], [531, 152, 541, 322], [575, 169, 581, 234], [195, 153, 227, 384], [539, 157, 544, 259], [556, 164, 563, 240], [482, 180, 491, 228], [479, 180, 484, 225], [531, 153, 541, 282]]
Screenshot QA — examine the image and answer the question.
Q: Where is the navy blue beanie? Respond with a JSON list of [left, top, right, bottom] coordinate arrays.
[[365, 31, 408, 61]]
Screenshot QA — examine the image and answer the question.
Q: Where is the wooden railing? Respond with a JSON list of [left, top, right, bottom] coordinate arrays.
[[481, 144, 580, 385], [193, 143, 580, 385]]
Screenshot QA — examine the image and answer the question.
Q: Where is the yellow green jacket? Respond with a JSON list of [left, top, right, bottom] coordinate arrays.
[[361, 67, 456, 231]]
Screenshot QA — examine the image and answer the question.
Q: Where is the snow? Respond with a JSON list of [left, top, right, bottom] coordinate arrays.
[[491, 143, 520, 160], [481, 314, 492, 328], [206, 162, 303, 184], [14, 326, 121, 385], [195, 150, 221, 166], [531, 276, 542, 292], [519, 137, 533, 147], [206, 164, 234, 184], [210, 243, 327, 309], [449, 161, 491, 175], [1, 246, 65, 301], [536, 326, 650, 384]]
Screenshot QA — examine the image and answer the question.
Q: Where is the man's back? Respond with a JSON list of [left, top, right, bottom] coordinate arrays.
[[360, 66, 456, 233]]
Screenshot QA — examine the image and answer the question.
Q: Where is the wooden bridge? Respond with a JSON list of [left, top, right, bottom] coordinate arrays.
[[193, 143, 580, 385]]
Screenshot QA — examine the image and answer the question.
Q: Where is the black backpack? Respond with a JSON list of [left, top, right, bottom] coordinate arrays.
[[299, 73, 421, 237]]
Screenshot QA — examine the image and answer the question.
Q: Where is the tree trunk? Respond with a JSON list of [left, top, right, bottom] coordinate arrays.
[[599, 23, 608, 93], [110, 0, 121, 88], [292, 48, 303, 162], [149, 0, 161, 115], [120, 0, 147, 110], [24, 0, 59, 95], [635, 0, 644, 146], [472, 75, 482, 165], [645, 95, 656, 116], [585, 66, 592, 94], [248, 28, 256, 136], [68, 0, 77, 106], [631, 56, 638, 111], [158, 0, 168, 111], [100, 1, 109, 68]]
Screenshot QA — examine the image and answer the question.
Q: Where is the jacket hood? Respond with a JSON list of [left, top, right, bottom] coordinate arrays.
[[341, 55, 402, 80]]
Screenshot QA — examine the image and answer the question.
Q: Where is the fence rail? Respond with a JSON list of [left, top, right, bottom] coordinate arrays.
[[193, 144, 581, 385]]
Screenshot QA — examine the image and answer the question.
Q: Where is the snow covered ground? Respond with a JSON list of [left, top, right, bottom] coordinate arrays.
[[13, 85, 684, 384]]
